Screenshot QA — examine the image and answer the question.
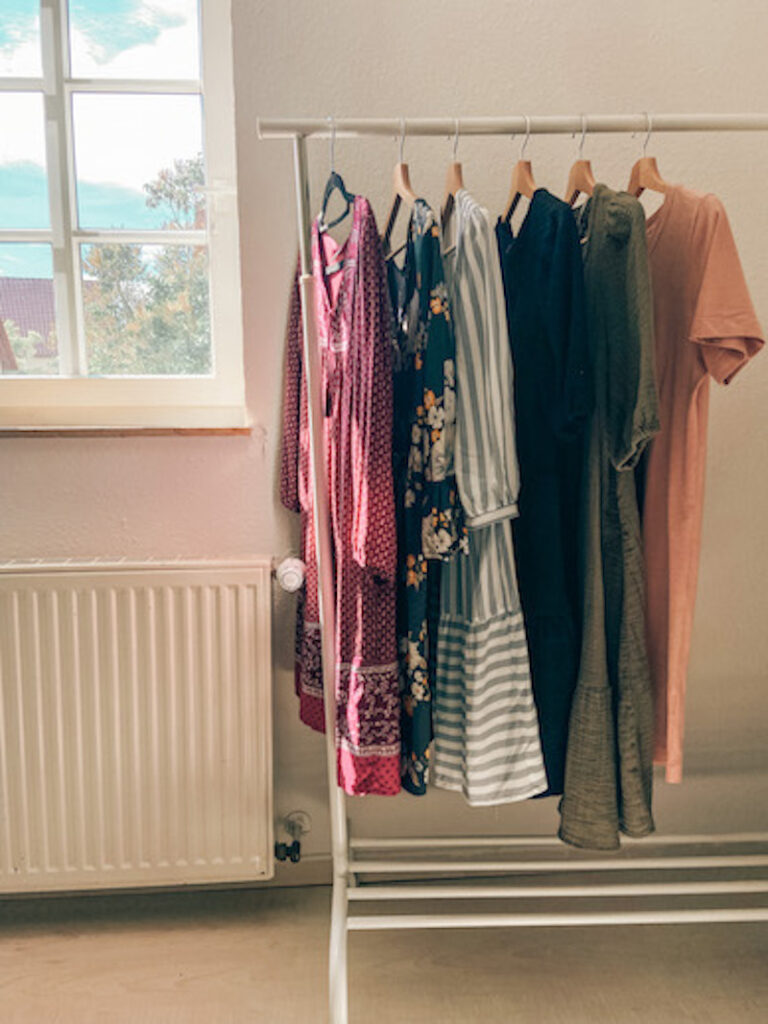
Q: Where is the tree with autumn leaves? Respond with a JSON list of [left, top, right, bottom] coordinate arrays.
[[83, 153, 211, 375]]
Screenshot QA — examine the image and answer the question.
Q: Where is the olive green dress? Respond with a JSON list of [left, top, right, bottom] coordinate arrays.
[[559, 184, 660, 851]]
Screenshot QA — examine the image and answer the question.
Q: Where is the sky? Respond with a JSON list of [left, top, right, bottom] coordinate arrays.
[[0, 1, 202, 277]]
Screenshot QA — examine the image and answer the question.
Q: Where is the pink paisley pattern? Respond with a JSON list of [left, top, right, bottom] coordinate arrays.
[[280, 196, 401, 796]]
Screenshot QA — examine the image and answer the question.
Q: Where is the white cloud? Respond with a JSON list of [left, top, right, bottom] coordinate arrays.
[[70, 2, 199, 80], [74, 93, 202, 192], [0, 14, 41, 76], [0, 93, 46, 165]]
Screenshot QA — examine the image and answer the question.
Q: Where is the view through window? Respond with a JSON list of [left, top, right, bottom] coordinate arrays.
[[0, 0, 216, 380]]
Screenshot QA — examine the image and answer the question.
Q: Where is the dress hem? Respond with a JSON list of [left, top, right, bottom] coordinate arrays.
[[557, 825, 621, 852], [433, 775, 548, 807], [338, 749, 401, 796]]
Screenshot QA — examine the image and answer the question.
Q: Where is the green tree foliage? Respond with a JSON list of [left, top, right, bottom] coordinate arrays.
[[84, 154, 211, 376], [144, 154, 206, 229]]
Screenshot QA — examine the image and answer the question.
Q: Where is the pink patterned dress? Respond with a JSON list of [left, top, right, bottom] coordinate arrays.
[[280, 196, 401, 796]]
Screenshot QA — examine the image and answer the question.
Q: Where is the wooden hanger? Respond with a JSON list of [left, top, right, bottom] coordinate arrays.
[[503, 116, 537, 222], [441, 120, 464, 229], [382, 119, 418, 259], [627, 114, 671, 197], [564, 115, 596, 207]]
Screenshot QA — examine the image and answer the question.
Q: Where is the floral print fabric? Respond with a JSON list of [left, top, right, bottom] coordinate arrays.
[[388, 199, 468, 795]]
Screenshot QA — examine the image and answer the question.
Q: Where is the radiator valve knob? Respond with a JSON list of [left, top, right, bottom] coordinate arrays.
[[276, 557, 305, 593], [274, 839, 301, 863]]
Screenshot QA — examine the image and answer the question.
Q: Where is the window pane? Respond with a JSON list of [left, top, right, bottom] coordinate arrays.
[[0, 92, 48, 228], [0, 1, 42, 77], [73, 93, 205, 230], [0, 244, 59, 375], [81, 243, 211, 376], [69, 0, 200, 80]]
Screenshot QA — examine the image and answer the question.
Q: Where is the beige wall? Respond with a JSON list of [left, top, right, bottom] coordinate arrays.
[[2, 0, 767, 862]]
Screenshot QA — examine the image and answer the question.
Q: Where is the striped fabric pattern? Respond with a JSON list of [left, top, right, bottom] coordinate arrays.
[[449, 190, 520, 528], [434, 520, 547, 804], [433, 190, 547, 805]]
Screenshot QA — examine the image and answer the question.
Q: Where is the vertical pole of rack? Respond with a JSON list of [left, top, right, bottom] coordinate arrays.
[[291, 133, 349, 1024]]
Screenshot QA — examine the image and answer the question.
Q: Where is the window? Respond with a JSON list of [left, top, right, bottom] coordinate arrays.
[[0, 0, 245, 429]]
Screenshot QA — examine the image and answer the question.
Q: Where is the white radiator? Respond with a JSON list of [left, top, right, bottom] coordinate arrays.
[[0, 559, 273, 893]]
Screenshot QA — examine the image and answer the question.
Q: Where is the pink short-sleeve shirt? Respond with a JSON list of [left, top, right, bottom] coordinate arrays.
[[642, 186, 764, 783]]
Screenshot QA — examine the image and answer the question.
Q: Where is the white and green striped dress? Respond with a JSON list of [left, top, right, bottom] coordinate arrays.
[[433, 190, 547, 806]]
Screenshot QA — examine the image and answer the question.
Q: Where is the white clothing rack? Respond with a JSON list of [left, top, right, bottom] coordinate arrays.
[[258, 113, 768, 138], [259, 113, 768, 1024]]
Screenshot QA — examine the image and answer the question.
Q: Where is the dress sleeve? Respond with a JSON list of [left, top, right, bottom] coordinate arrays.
[[543, 209, 593, 441], [451, 203, 520, 525], [604, 196, 660, 472], [689, 195, 764, 384], [280, 267, 303, 514], [350, 217, 397, 581]]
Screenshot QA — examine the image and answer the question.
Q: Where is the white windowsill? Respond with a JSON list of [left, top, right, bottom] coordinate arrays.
[[0, 425, 252, 438]]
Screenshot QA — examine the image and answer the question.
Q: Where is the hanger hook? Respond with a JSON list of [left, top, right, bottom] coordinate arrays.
[[399, 117, 406, 163], [521, 115, 531, 159], [327, 115, 336, 172], [452, 118, 460, 160], [643, 111, 653, 155], [578, 114, 587, 158]]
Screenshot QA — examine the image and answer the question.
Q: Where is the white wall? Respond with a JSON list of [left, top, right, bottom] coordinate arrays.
[[2, 0, 767, 864]]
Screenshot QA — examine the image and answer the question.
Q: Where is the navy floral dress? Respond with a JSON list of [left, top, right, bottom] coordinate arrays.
[[388, 200, 468, 794]]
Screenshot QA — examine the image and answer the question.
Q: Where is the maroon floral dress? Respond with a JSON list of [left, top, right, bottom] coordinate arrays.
[[280, 196, 401, 796]]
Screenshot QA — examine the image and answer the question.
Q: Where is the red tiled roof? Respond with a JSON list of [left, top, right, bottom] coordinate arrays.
[[0, 277, 55, 344]]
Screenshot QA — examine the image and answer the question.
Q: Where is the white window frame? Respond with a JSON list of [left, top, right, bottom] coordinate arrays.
[[0, 0, 246, 429]]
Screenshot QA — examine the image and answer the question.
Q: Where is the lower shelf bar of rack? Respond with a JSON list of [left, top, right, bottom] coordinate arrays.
[[347, 907, 768, 931], [349, 832, 768, 850], [347, 880, 768, 900], [348, 854, 768, 874]]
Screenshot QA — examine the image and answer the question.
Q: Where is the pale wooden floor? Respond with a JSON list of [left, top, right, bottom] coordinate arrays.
[[1, 885, 767, 1023]]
